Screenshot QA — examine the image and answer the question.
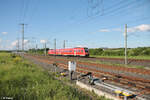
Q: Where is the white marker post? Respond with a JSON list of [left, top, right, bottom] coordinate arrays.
[[68, 61, 76, 80]]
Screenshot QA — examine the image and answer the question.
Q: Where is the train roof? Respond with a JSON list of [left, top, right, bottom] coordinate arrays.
[[74, 47, 88, 48], [48, 47, 88, 50]]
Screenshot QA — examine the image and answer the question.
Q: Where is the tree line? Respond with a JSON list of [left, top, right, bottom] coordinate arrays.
[[89, 47, 150, 56]]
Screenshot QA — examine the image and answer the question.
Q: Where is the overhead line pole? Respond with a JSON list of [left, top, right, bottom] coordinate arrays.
[[44, 42, 47, 56], [124, 24, 127, 65], [36, 44, 38, 54], [54, 38, 56, 58], [63, 40, 65, 49], [20, 23, 27, 52], [17, 37, 19, 52]]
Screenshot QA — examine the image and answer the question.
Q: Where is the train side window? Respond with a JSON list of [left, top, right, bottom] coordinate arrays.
[[81, 50, 83, 53]]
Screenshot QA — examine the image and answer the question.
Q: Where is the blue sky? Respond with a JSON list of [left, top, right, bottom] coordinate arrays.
[[0, 0, 150, 50]]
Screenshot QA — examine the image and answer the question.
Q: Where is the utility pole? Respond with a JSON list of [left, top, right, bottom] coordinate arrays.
[[54, 38, 56, 57], [20, 23, 27, 52], [36, 44, 38, 54], [44, 42, 47, 56], [63, 40, 65, 49], [124, 24, 127, 65], [17, 37, 19, 52]]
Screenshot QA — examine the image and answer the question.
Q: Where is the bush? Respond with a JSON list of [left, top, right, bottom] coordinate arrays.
[[10, 53, 16, 58], [140, 48, 150, 56], [13, 57, 22, 64], [89, 48, 103, 55], [102, 50, 124, 56], [90, 47, 150, 57]]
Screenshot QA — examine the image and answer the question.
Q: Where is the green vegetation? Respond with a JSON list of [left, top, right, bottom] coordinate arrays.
[[89, 47, 150, 60], [90, 55, 150, 60], [0, 53, 111, 100], [28, 48, 49, 55], [0, 53, 88, 100]]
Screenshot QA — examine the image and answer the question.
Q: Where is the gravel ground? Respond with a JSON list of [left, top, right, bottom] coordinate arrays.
[[48, 56, 150, 68], [36, 55, 150, 81]]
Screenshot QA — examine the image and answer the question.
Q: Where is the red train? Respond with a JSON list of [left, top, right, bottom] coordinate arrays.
[[48, 47, 89, 57]]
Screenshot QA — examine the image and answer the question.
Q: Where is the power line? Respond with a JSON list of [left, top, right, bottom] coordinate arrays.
[[22, 0, 31, 22], [102, 0, 137, 16], [87, 0, 103, 17], [106, 0, 147, 17], [75, 0, 141, 25], [18, 0, 32, 23]]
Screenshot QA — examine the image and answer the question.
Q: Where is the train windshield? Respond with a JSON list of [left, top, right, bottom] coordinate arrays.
[[84, 48, 88, 52]]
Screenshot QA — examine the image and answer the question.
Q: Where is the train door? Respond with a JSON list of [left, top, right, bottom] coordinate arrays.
[[74, 49, 76, 56]]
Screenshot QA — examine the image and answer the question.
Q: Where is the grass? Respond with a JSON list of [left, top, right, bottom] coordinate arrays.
[[90, 55, 150, 60], [0, 53, 89, 100], [0, 53, 111, 100]]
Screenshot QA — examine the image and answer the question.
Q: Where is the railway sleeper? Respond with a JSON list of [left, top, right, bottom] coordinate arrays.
[[114, 74, 122, 78], [145, 86, 150, 91], [113, 78, 120, 83], [136, 84, 147, 89], [127, 82, 136, 87]]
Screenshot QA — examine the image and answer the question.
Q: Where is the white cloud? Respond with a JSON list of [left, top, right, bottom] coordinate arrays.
[[76, 45, 86, 47], [2, 32, 8, 35], [112, 28, 122, 32], [11, 39, 29, 47], [99, 29, 110, 32], [0, 38, 2, 43], [24, 39, 29, 44], [11, 40, 18, 46], [128, 24, 150, 33], [40, 40, 47, 43]]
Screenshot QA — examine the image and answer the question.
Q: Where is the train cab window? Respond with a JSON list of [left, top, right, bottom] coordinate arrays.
[[84, 48, 88, 52]]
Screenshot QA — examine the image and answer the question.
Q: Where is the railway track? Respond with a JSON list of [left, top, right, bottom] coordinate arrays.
[[47, 55, 150, 68], [23, 54, 150, 99]]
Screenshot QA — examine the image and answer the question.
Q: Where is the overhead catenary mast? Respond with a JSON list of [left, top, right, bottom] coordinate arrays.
[[20, 23, 27, 52], [124, 24, 127, 65], [17, 37, 20, 51], [54, 38, 56, 56], [63, 40, 65, 49], [44, 42, 47, 56]]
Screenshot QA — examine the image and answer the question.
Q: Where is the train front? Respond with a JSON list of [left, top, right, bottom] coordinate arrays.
[[84, 48, 89, 57]]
